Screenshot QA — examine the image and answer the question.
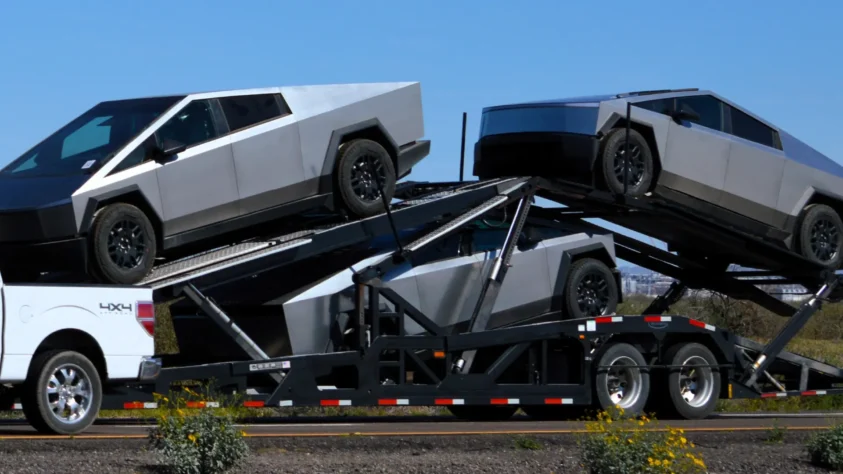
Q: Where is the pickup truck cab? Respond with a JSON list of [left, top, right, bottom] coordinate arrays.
[[0, 272, 159, 434]]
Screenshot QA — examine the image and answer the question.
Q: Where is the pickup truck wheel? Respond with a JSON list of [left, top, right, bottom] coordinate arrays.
[[599, 128, 653, 197], [89, 202, 156, 284], [593, 342, 649, 416], [22, 350, 102, 435], [335, 138, 396, 218], [563, 258, 619, 319], [795, 204, 843, 269]]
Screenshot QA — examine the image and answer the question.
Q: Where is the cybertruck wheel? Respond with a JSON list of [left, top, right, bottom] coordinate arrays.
[[599, 128, 653, 197], [563, 258, 618, 319], [89, 202, 156, 284], [335, 138, 396, 218], [21, 350, 102, 435], [795, 203, 843, 269]]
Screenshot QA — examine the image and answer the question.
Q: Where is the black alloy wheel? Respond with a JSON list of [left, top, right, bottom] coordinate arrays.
[[563, 258, 619, 319]]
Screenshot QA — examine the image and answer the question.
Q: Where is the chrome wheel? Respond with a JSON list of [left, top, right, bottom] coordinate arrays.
[[605, 355, 644, 409], [676, 355, 715, 408], [45, 363, 94, 425], [107, 218, 147, 269]]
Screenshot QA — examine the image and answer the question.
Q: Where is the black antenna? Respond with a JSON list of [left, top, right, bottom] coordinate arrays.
[[459, 112, 467, 182], [623, 102, 631, 195]]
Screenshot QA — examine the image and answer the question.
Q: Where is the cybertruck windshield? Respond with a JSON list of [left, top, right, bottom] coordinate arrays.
[[1, 95, 185, 178]]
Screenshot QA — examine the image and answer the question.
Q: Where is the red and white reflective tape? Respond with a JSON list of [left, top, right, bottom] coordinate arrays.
[[802, 390, 827, 396], [378, 399, 410, 406], [688, 319, 716, 332], [595, 316, 624, 324], [434, 398, 465, 405], [644, 316, 672, 323], [491, 398, 519, 405], [11, 403, 21, 410], [544, 398, 574, 405], [123, 402, 158, 409], [185, 401, 220, 408], [760, 392, 788, 398], [320, 399, 352, 406]]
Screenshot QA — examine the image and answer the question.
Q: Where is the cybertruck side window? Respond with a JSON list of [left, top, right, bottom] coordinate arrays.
[[110, 100, 220, 175], [219, 93, 291, 133], [634, 98, 674, 115], [675, 95, 724, 132], [156, 99, 220, 149], [726, 105, 781, 150]]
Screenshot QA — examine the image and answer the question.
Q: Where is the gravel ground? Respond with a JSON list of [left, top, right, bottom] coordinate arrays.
[[0, 430, 832, 473]]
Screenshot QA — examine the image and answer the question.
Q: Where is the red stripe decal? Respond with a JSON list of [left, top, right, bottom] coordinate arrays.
[[490, 398, 508, 405], [378, 399, 398, 405], [760, 393, 779, 398], [688, 319, 706, 329], [320, 400, 340, 406], [544, 398, 563, 405], [243, 401, 265, 407], [594, 317, 613, 323], [644, 316, 661, 322]]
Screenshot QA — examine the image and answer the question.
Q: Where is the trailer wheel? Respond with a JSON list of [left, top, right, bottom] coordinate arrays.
[[594, 342, 649, 415], [335, 138, 397, 218], [599, 128, 653, 197], [661, 342, 720, 420], [89, 202, 157, 284], [447, 405, 517, 421], [21, 350, 102, 435], [563, 258, 619, 319]]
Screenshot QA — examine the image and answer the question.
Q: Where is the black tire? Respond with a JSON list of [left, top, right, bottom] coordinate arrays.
[[89, 202, 157, 284], [335, 138, 397, 218], [657, 342, 721, 420], [21, 350, 102, 435], [447, 405, 517, 421], [795, 203, 843, 269], [599, 127, 654, 197], [563, 258, 619, 319], [593, 342, 649, 416]]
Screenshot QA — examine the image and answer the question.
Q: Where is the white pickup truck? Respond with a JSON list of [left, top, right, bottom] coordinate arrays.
[[0, 272, 160, 434]]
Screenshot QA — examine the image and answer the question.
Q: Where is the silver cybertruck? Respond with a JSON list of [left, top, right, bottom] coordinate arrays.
[[0, 83, 429, 284], [474, 88, 843, 270], [168, 220, 620, 362]]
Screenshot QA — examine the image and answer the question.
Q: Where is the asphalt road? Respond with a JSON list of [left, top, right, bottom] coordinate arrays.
[[1, 412, 842, 439]]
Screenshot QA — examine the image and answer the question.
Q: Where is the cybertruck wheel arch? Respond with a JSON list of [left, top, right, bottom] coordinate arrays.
[[79, 185, 164, 244], [597, 115, 663, 193], [318, 119, 400, 196]]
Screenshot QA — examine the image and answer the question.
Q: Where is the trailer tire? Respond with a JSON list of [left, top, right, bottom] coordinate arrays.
[[661, 342, 720, 420], [21, 350, 102, 435], [594, 342, 649, 415], [447, 405, 517, 421], [563, 258, 619, 319], [335, 138, 397, 218]]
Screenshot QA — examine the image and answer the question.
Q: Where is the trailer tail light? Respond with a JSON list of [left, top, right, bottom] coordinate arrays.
[[136, 301, 155, 337]]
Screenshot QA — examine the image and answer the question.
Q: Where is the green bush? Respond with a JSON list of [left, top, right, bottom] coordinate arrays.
[[578, 407, 706, 474], [806, 423, 843, 470], [148, 388, 250, 474]]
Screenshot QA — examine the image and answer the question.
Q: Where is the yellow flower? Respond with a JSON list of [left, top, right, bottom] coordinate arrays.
[[188, 433, 197, 443]]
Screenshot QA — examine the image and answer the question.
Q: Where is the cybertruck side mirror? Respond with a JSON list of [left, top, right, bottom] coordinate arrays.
[[151, 139, 187, 163]]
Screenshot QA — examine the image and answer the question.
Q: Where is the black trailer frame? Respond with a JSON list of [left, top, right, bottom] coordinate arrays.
[[79, 174, 843, 419]]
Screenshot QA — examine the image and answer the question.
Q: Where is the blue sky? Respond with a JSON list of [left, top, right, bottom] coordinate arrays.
[[1, 1, 841, 264]]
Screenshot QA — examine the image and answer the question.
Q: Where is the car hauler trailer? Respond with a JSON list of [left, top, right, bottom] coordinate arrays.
[[5, 175, 843, 433]]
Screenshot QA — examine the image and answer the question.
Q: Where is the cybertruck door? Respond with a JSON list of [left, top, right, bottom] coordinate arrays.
[[661, 94, 731, 205], [718, 105, 786, 227], [154, 99, 240, 236]]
